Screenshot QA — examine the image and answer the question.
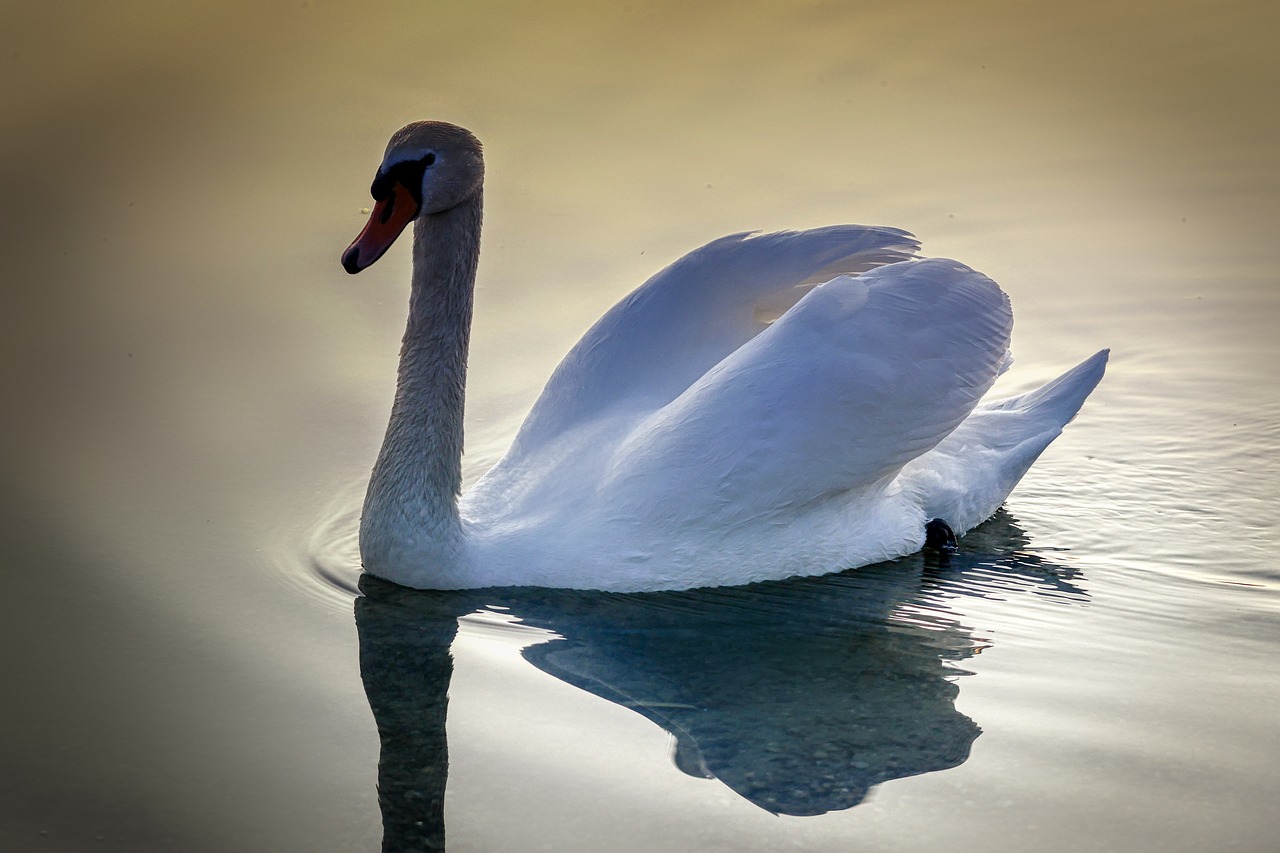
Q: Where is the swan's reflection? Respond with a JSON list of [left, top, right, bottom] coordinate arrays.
[[356, 510, 1085, 848]]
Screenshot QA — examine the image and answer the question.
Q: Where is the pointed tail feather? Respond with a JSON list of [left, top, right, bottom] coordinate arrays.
[[983, 348, 1110, 422], [898, 349, 1109, 533]]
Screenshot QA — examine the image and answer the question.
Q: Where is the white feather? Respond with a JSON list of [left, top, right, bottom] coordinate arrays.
[[455, 232, 1105, 590]]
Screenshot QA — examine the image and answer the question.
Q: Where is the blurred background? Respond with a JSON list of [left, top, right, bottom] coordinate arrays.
[[1, 2, 1277, 851]]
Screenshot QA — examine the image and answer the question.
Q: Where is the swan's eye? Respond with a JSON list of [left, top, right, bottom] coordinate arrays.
[[423, 152, 437, 167]]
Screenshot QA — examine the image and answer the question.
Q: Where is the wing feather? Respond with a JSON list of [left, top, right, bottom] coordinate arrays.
[[509, 226, 919, 453], [599, 259, 1013, 525]]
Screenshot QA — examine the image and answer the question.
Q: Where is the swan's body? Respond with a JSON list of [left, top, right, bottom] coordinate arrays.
[[343, 121, 1107, 592]]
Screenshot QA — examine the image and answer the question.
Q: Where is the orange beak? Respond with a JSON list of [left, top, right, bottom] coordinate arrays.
[[341, 181, 420, 274]]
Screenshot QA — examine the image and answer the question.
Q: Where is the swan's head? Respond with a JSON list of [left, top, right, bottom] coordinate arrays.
[[342, 121, 484, 274]]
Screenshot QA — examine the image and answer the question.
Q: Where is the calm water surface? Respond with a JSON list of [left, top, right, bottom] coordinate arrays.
[[2, 2, 1278, 851]]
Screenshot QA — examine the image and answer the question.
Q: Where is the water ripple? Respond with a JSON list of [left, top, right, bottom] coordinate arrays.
[[274, 480, 365, 612]]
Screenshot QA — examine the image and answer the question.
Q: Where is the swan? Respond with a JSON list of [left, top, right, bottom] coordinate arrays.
[[341, 121, 1107, 592]]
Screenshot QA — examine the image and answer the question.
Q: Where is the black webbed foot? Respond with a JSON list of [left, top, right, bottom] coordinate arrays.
[[924, 518, 958, 554]]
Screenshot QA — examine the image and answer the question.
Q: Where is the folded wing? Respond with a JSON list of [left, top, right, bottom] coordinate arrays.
[[600, 259, 1014, 526], [508, 226, 920, 454]]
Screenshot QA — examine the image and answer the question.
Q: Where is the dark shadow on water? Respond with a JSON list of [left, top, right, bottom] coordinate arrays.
[[355, 509, 1086, 849], [356, 590, 461, 852]]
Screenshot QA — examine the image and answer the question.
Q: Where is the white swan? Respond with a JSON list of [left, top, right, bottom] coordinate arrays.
[[341, 121, 1107, 592]]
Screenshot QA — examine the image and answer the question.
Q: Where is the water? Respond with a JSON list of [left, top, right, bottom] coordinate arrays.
[[2, 1, 1278, 851]]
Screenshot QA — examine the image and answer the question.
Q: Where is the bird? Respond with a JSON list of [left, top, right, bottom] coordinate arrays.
[[341, 120, 1107, 592]]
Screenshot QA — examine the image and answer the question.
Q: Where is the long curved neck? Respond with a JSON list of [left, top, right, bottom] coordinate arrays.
[[360, 193, 482, 579]]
